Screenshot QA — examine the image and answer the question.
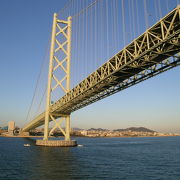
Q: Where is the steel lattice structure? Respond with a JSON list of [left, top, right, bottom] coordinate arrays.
[[23, 5, 180, 132], [42, 14, 72, 140]]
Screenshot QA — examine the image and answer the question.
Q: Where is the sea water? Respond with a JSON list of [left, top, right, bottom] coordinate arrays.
[[0, 136, 180, 180]]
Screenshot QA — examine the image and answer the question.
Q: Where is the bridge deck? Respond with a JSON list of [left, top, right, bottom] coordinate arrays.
[[23, 6, 180, 132]]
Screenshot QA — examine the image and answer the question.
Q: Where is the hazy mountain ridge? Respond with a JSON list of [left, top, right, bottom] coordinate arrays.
[[87, 128, 108, 131], [83, 127, 155, 132], [114, 127, 156, 132]]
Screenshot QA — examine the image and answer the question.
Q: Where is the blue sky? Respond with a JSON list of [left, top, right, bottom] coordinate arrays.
[[0, 0, 180, 133], [0, 0, 68, 126]]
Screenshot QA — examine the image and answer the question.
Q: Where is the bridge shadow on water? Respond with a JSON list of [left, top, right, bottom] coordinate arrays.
[[22, 137, 81, 180]]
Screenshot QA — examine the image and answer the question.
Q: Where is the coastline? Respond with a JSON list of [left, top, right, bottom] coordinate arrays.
[[0, 135, 180, 138]]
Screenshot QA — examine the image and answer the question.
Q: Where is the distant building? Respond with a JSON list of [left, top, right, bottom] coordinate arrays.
[[8, 121, 15, 135], [1, 126, 8, 130], [80, 130, 88, 136]]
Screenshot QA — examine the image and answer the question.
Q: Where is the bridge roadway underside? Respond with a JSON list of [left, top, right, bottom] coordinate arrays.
[[23, 6, 180, 132]]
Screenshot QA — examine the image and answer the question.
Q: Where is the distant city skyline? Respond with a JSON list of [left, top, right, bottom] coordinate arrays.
[[0, 0, 179, 133]]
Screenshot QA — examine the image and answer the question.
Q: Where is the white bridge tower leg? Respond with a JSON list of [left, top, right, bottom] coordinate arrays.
[[41, 13, 74, 145], [44, 13, 57, 141]]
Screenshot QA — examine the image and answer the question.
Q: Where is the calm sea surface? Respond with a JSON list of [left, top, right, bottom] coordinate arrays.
[[0, 136, 180, 180]]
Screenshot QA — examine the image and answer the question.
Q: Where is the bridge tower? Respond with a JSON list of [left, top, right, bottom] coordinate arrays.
[[36, 13, 76, 146]]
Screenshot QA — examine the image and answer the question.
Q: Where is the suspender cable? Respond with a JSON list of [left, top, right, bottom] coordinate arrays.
[[131, 0, 134, 39], [34, 88, 47, 120], [154, 0, 159, 21], [85, 3, 88, 77], [95, 0, 97, 68], [57, 0, 73, 17], [157, 0, 162, 18], [73, 0, 98, 18], [112, 0, 116, 54], [90, 1, 93, 74], [25, 38, 50, 124], [76, 0, 78, 84], [135, 0, 140, 36], [144, 0, 149, 29], [128, 0, 132, 42], [121, 0, 126, 47], [115, 0, 118, 51], [77, 0, 80, 83], [106, 0, 109, 59], [100, 0, 103, 65], [166, 0, 169, 13]]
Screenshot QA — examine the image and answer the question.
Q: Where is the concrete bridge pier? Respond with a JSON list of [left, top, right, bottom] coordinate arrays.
[[35, 115, 77, 147], [36, 139, 77, 147], [19, 131, 29, 136]]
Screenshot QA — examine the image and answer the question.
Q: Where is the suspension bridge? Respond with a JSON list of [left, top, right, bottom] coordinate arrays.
[[22, 0, 180, 146]]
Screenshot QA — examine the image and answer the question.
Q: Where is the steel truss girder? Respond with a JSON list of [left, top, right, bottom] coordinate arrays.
[[23, 5, 180, 131], [69, 56, 180, 112], [51, 5, 180, 114]]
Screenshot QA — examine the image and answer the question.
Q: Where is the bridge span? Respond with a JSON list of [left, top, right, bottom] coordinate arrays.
[[23, 5, 180, 144]]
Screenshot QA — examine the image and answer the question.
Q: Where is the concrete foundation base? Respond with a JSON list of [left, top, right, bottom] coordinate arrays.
[[19, 131, 29, 136], [36, 140, 77, 147]]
